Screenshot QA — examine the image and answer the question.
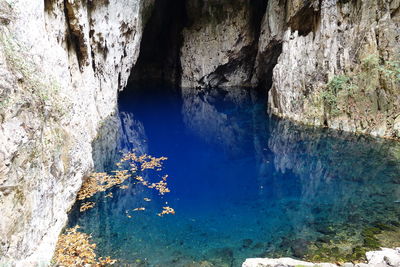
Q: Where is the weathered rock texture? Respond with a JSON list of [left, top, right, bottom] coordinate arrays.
[[177, 0, 400, 137], [243, 247, 400, 266], [1, 0, 400, 265], [180, 0, 266, 89], [0, 0, 152, 264], [263, 0, 400, 138]]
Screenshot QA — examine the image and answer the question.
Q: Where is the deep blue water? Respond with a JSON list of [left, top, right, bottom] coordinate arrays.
[[68, 87, 400, 266]]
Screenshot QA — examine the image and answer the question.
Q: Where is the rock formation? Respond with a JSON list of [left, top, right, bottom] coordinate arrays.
[[180, 0, 266, 89], [178, 0, 400, 138], [264, 0, 400, 138], [243, 247, 400, 266], [0, 0, 399, 264], [0, 0, 152, 264]]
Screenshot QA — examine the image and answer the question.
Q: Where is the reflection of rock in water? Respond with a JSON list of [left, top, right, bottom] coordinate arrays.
[[91, 111, 148, 172], [268, 118, 400, 199], [181, 87, 265, 157], [119, 112, 148, 155], [267, 118, 400, 259], [70, 178, 155, 259], [73, 110, 155, 260]]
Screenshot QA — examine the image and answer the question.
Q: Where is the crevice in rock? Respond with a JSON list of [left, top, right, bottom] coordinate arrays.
[[391, 5, 400, 18], [287, 1, 321, 36], [128, 0, 187, 88], [199, 44, 260, 89], [63, 0, 80, 68], [44, 0, 54, 13], [63, 0, 89, 71], [255, 41, 283, 92], [191, 0, 269, 89], [243, 0, 270, 89]]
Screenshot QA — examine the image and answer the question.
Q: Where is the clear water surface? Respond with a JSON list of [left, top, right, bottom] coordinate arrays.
[[68, 86, 400, 266]]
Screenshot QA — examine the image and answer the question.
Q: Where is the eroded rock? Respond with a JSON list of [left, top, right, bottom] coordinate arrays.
[[264, 0, 400, 138], [180, 0, 266, 89], [0, 0, 153, 264]]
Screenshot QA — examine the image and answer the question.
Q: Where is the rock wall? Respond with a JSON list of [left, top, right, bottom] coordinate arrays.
[[0, 0, 399, 264], [180, 0, 266, 89], [178, 0, 400, 138], [0, 0, 152, 264], [263, 0, 400, 138]]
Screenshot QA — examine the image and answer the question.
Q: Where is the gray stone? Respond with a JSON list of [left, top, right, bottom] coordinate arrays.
[[264, 0, 400, 138], [242, 257, 316, 267], [1, 0, 400, 265], [180, 1, 261, 89], [0, 0, 153, 264], [366, 247, 400, 266], [243, 247, 400, 267]]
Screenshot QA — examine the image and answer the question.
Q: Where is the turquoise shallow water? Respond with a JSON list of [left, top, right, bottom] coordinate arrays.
[[68, 87, 400, 266]]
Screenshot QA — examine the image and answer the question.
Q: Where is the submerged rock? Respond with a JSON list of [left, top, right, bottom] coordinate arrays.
[[206, 247, 234, 267], [291, 239, 310, 258], [242, 239, 254, 248]]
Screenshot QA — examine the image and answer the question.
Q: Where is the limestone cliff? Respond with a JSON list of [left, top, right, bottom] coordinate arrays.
[[1, 0, 400, 265], [178, 0, 400, 138], [0, 0, 152, 264], [180, 0, 266, 89], [258, 0, 400, 138]]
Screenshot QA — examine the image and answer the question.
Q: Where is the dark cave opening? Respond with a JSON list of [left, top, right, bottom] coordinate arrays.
[[128, 0, 187, 89], [124, 0, 280, 102], [255, 41, 283, 94], [287, 2, 321, 36]]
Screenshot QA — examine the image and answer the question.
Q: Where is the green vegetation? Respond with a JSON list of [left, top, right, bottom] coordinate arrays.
[[303, 222, 400, 263], [323, 55, 400, 117], [379, 60, 400, 81], [361, 227, 382, 249], [322, 75, 355, 116]]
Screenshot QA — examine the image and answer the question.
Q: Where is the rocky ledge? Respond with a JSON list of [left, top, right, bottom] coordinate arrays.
[[243, 248, 400, 267]]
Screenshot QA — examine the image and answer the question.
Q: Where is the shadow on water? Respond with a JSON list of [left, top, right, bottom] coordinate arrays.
[[68, 86, 400, 266]]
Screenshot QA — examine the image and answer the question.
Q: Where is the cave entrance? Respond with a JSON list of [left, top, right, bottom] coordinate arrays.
[[122, 0, 281, 106], [128, 0, 187, 89]]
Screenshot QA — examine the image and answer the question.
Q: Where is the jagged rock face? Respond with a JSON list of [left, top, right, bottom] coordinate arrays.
[[0, 0, 399, 264], [264, 0, 400, 138], [0, 0, 152, 264], [180, 0, 266, 89], [179, 0, 399, 138]]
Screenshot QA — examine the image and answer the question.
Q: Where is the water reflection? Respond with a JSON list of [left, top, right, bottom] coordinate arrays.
[[91, 111, 148, 171], [266, 119, 400, 259], [68, 87, 400, 266], [181, 87, 267, 158]]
